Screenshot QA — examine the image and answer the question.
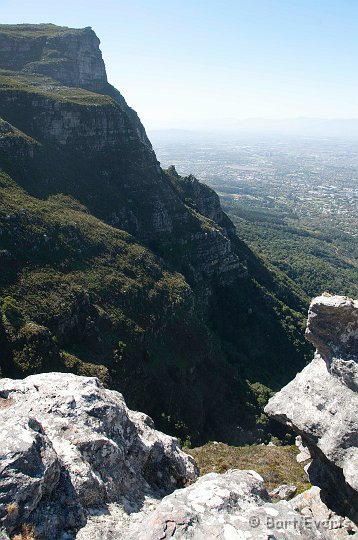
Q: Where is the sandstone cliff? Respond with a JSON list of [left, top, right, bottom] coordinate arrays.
[[0, 25, 106, 89]]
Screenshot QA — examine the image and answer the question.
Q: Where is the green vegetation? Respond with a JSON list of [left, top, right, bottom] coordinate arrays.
[[0, 74, 115, 106], [186, 442, 311, 493], [0, 144, 312, 443], [223, 199, 358, 300], [0, 25, 317, 446], [0, 24, 72, 38], [1, 296, 23, 327], [0, 167, 252, 444]]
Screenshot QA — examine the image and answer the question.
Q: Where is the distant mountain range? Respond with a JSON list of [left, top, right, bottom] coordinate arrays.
[[149, 117, 358, 138]]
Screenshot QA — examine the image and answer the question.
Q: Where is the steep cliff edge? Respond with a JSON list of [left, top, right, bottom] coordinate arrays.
[[266, 295, 358, 524], [0, 23, 150, 148], [0, 24, 106, 89], [0, 23, 310, 444]]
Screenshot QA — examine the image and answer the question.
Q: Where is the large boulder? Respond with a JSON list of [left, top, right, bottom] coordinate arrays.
[[0, 372, 197, 538], [265, 295, 358, 524]]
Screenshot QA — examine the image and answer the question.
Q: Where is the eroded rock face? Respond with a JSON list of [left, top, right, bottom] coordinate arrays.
[[265, 295, 358, 524], [0, 373, 197, 539]]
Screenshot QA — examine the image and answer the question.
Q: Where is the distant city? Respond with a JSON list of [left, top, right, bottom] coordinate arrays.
[[150, 132, 358, 237], [150, 131, 358, 298]]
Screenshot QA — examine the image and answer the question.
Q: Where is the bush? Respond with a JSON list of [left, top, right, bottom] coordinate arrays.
[[61, 351, 109, 385], [186, 442, 311, 493], [1, 296, 23, 327]]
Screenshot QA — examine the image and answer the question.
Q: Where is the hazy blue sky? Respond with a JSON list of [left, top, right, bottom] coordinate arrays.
[[1, 0, 358, 128]]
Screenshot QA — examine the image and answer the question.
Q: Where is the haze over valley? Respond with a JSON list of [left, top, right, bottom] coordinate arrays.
[[151, 131, 358, 299]]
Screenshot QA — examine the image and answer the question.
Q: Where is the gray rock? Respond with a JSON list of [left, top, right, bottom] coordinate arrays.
[[0, 373, 197, 539], [0, 415, 67, 533], [296, 436, 312, 464], [269, 484, 297, 500], [1, 366, 353, 540], [126, 470, 326, 540], [290, 487, 358, 538], [265, 295, 358, 524]]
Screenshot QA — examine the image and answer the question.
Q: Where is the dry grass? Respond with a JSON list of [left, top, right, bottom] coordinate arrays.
[[6, 502, 18, 515], [12, 524, 36, 540], [186, 442, 311, 493]]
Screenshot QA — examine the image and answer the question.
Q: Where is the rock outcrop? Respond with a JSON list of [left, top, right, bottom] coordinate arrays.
[[266, 295, 358, 525], [1, 362, 357, 539], [0, 373, 197, 539], [0, 118, 37, 158], [126, 471, 327, 540]]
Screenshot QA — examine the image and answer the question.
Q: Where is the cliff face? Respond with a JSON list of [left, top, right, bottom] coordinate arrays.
[[266, 295, 358, 524], [0, 76, 239, 291], [0, 23, 310, 444], [0, 24, 107, 90]]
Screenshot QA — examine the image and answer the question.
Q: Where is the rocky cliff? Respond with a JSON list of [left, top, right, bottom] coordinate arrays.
[[0, 23, 311, 445], [266, 295, 358, 525], [0, 25, 106, 89]]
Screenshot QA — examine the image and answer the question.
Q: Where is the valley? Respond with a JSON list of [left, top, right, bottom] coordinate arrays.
[[0, 24, 311, 448], [151, 132, 358, 298]]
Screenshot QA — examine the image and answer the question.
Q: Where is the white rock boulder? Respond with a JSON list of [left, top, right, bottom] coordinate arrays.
[[265, 295, 358, 524], [0, 372, 197, 538]]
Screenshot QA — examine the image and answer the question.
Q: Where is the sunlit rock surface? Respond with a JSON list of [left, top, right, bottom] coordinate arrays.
[[0, 373, 197, 538], [266, 295, 358, 525]]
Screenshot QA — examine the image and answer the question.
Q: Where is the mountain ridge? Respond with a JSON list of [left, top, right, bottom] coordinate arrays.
[[0, 23, 311, 444]]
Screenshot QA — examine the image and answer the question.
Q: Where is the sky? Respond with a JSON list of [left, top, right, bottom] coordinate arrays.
[[1, 0, 358, 129]]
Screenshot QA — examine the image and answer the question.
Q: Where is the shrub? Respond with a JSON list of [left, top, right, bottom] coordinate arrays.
[[12, 523, 36, 540], [1, 296, 23, 327], [6, 501, 18, 515], [186, 442, 310, 493]]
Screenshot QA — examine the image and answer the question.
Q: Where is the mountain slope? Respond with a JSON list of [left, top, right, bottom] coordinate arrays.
[[0, 24, 311, 444]]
